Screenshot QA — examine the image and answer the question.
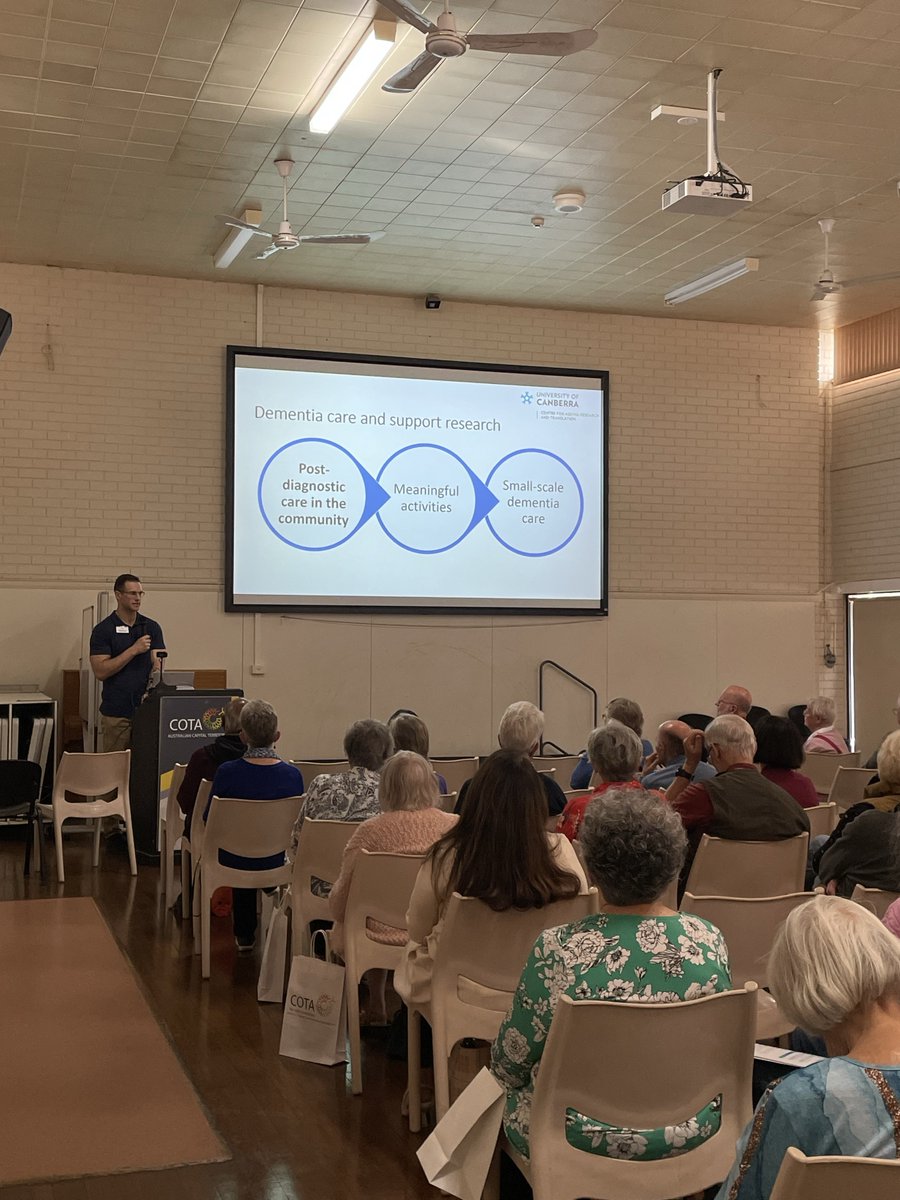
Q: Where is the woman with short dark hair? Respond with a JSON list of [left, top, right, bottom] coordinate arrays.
[[492, 789, 731, 1162], [754, 715, 819, 809]]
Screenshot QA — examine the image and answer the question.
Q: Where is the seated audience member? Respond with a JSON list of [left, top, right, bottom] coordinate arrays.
[[207, 699, 303, 952], [388, 712, 448, 795], [396, 749, 587, 1017], [864, 692, 900, 770], [177, 696, 246, 828], [802, 696, 850, 754], [455, 701, 567, 822], [571, 696, 651, 788], [666, 716, 809, 877], [754, 715, 819, 809], [714, 684, 753, 720], [716, 896, 900, 1200], [816, 804, 900, 899], [293, 718, 394, 840], [328, 751, 457, 1025], [884, 899, 900, 940], [558, 722, 646, 842], [641, 719, 717, 792], [492, 789, 732, 1162], [812, 729, 900, 884]]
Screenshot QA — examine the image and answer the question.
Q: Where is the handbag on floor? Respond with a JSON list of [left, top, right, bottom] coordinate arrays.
[[257, 888, 291, 1004], [417, 1066, 505, 1200], [279, 929, 347, 1066]]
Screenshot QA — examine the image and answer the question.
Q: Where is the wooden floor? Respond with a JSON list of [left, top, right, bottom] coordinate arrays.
[[0, 826, 439, 1200]]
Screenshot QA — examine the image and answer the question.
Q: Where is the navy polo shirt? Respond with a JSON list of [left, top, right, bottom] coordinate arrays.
[[89, 611, 165, 718]]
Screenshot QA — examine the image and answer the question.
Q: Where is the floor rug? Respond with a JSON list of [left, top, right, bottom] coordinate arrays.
[[0, 896, 228, 1184]]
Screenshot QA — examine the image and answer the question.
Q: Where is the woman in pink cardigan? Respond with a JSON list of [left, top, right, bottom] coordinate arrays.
[[329, 750, 457, 1023]]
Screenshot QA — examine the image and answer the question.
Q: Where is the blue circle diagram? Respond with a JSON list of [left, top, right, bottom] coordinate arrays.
[[485, 449, 584, 557]]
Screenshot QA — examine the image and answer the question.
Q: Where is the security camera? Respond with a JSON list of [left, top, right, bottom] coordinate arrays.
[[425, 294, 441, 310]]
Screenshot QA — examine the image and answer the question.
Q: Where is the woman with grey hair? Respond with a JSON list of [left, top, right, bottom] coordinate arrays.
[[293, 718, 394, 840], [492, 788, 731, 1161], [717, 896, 900, 1199], [557, 721, 649, 841]]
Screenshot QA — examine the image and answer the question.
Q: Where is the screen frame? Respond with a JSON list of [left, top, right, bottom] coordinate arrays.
[[225, 344, 609, 617]]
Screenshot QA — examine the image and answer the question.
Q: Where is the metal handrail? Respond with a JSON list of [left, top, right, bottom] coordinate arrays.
[[538, 660, 598, 755]]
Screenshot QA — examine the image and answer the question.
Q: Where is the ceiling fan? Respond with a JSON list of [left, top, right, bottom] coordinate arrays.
[[378, 0, 598, 93], [811, 217, 900, 302], [219, 157, 383, 260]]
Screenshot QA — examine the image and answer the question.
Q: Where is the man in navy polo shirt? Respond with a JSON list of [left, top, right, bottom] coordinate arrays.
[[89, 573, 165, 752]]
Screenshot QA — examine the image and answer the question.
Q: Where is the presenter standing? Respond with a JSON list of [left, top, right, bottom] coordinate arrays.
[[89, 574, 165, 752]]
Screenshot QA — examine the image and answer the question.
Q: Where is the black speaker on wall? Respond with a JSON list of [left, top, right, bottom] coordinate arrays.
[[0, 309, 11, 356]]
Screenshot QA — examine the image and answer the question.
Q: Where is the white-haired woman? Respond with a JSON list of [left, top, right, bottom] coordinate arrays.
[[803, 696, 849, 754], [717, 895, 900, 1199], [328, 751, 457, 1023], [557, 722, 648, 842]]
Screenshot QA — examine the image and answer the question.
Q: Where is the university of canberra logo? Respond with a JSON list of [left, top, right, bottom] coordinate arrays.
[[202, 707, 224, 732], [521, 391, 533, 404]]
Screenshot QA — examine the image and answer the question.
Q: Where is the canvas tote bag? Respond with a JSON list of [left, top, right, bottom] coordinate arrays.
[[279, 929, 347, 1066]]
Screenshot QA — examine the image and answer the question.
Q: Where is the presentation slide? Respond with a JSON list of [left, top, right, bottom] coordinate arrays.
[[226, 348, 608, 614]]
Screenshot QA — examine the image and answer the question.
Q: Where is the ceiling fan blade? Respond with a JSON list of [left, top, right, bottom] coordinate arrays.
[[255, 244, 281, 260], [382, 50, 443, 93], [810, 287, 828, 302], [466, 28, 598, 55], [377, 0, 436, 35], [219, 215, 269, 237], [839, 270, 900, 289], [297, 232, 384, 244]]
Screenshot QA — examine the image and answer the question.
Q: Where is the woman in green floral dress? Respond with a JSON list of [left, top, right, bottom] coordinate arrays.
[[491, 788, 732, 1161]]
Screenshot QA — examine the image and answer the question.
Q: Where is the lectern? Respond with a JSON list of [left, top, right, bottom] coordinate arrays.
[[130, 688, 243, 860]]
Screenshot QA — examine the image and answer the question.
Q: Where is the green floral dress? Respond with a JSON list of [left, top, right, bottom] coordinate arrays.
[[490, 912, 732, 1160]]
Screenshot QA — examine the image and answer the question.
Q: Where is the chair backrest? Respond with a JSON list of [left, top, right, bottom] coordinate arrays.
[[0, 760, 41, 815], [563, 788, 591, 801], [533, 755, 582, 780], [436, 790, 457, 814], [53, 750, 131, 800], [430, 757, 479, 794], [678, 712, 713, 731], [681, 892, 817, 989], [787, 705, 811, 740], [432, 891, 598, 1043], [805, 803, 838, 838], [187, 778, 212, 860], [528, 988, 757, 1200], [344, 850, 425, 943], [292, 816, 358, 898], [770, 1146, 900, 1200], [826, 766, 873, 810], [747, 705, 770, 728], [290, 760, 350, 783], [801, 751, 860, 796], [850, 884, 900, 919], [685, 834, 809, 899], [204, 794, 302, 865]]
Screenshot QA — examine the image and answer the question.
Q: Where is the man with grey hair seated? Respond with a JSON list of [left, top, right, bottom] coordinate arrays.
[[641, 719, 717, 792], [666, 714, 809, 879], [455, 700, 567, 820], [803, 696, 849, 754]]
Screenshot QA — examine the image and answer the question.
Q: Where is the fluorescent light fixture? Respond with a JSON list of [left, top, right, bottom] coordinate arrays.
[[214, 208, 262, 269], [309, 20, 395, 136], [664, 257, 759, 305]]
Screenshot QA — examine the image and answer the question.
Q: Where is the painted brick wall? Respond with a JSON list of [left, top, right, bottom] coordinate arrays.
[[0, 263, 821, 595]]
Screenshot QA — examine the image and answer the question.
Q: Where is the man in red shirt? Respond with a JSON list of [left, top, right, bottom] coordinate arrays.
[[666, 715, 809, 883]]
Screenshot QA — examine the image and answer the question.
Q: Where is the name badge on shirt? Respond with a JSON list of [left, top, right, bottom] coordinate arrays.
[[116, 625, 130, 633]]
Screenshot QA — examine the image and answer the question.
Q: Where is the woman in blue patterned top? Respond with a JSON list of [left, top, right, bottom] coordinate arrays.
[[717, 895, 900, 1199]]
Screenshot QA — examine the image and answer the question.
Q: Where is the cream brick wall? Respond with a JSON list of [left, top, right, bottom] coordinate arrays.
[[0, 262, 822, 753]]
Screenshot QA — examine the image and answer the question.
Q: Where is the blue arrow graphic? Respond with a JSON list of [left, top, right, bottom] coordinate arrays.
[[359, 467, 390, 526], [467, 468, 499, 528]]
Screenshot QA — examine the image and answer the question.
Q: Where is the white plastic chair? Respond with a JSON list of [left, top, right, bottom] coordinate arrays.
[[684, 833, 809, 898], [430, 757, 478, 794], [825, 766, 874, 811], [179, 778, 211, 920], [193, 794, 302, 979], [507, 986, 758, 1200], [770, 1146, 900, 1200], [290, 817, 359, 955], [408, 890, 599, 1130], [35, 750, 135, 883], [806, 802, 838, 839], [801, 751, 860, 797], [159, 762, 186, 909], [532, 755, 582, 781], [850, 884, 900, 919], [681, 892, 818, 1037], [342, 850, 426, 1094], [436, 790, 457, 814]]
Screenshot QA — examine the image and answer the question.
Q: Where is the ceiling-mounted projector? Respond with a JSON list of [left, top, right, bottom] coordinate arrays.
[[661, 68, 752, 217]]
